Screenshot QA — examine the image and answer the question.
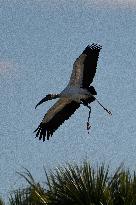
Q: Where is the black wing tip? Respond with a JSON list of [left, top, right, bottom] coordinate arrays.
[[83, 43, 102, 55], [34, 102, 80, 142], [34, 123, 53, 141]]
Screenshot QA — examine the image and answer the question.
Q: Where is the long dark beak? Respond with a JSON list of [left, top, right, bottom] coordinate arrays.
[[35, 94, 60, 109], [35, 95, 51, 109]]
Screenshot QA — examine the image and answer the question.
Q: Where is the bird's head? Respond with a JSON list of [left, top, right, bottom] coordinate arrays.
[[35, 94, 52, 109]]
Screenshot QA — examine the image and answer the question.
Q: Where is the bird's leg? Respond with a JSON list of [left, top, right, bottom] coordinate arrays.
[[88, 93, 112, 115], [95, 98, 112, 115], [81, 101, 92, 134], [86, 104, 91, 134]]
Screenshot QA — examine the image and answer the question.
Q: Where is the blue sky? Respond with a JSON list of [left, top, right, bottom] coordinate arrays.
[[0, 0, 136, 202]]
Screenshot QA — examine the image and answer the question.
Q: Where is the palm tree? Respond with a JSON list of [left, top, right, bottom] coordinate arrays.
[[0, 197, 5, 205], [8, 161, 136, 205]]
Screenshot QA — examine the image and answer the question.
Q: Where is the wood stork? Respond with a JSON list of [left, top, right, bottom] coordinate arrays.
[[34, 44, 112, 141]]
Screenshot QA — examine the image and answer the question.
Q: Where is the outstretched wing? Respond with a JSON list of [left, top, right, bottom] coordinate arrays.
[[34, 98, 80, 141], [68, 43, 102, 88]]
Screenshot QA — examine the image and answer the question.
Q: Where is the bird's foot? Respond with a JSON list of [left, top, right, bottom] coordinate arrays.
[[107, 109, 112, 115], [87, 122, 91, 134]]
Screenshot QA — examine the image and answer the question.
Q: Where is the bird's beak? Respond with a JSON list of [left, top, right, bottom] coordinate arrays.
[[35, 95, 50, 109]]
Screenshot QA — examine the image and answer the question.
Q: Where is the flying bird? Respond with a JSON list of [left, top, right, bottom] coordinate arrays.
[[34, 44, 112, 141]]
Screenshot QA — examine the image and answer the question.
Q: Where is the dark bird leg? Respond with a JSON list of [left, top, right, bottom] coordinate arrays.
[[86, 104, 91, 134], [95, 98, 112, 115], [88, 93, 112, 115], [81, 101, 92, 134]]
